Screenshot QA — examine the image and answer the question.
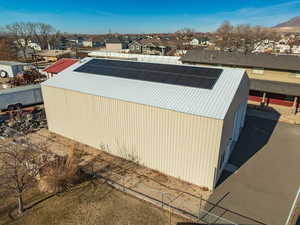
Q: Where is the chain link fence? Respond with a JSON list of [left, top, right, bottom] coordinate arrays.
[[89, 168, 238, 225], [0, 122, 263, 225]]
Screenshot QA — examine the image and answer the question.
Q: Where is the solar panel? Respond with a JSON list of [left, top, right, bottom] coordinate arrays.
[[74, 59, 223, 89]]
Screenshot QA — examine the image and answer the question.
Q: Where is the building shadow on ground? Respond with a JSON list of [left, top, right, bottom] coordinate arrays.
[[198, 114, 279, 225], [216, 114, 278, 187], [296, 215, 300, 225]]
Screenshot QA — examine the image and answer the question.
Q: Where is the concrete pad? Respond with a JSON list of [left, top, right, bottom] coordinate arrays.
[[205, 116, 300, 225]]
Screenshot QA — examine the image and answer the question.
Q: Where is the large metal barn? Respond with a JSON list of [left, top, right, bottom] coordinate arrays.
[[42, 58, 249, 190]]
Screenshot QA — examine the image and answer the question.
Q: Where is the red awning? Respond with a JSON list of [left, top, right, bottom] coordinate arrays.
[[43, 59, 79, 74]]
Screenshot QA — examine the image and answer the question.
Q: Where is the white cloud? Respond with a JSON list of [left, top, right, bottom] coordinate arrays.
[[185, 0, 300, 31]]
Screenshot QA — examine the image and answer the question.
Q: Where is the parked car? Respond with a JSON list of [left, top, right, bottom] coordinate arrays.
[[0, 84, 43, 111]]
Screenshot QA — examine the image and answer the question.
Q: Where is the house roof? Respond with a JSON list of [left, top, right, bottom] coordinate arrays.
[[250, 79, 300, 96], [43, 59, 79, 74], [106, 38, 123, 44], [129, 39, 176, 48], [181, 49, 300, 72], [42, 57, 247, 120]]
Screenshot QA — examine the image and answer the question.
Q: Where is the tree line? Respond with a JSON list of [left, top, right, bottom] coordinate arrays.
[[215, 21, 280, 54], [175, 22, 280, 53], [0, 22, 61, 61], [0, 20, 283, 62]]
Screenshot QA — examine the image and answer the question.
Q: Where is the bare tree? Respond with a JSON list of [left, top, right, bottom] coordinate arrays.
[[0, 138, 52, 214], [0, 36, 17, 60], [215, 21, 234, 50], [6, 22, 34, 60], [234, 24, 279, 53], [5, 22, 59, 60], [48, 31, 62, 49], [216, 21, 279, 53], [31, 23, 57, 50], [176, 27, 196, 39]]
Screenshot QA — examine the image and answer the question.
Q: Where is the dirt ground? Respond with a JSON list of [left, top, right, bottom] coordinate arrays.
[[29, 129, 211, 201], [0, 129, 210, 225], [0, 181, 190, 225]]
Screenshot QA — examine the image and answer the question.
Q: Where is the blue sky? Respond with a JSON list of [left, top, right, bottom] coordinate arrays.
[[0, 0, 300, 34]]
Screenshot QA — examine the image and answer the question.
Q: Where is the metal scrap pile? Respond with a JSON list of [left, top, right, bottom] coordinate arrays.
[[0, 107, 47, 138]]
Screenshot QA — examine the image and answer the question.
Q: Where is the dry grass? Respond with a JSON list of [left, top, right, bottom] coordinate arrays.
[[38, 147, 84, 193], [0, 181, 190, 225]]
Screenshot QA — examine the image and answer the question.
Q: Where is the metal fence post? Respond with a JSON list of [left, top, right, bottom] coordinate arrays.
[[169, 207, 172, 225], [122, 176, 125, 191], [200, 195, 202, 208], [285, 186, 300, 225]]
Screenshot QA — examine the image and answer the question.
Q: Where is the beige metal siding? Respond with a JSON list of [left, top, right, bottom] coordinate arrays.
[[42, 85, 224, 190], [246, 69, 300, 84], [195, 63, 300, 84], [105, 43, 123, 51], [216, 73, 250, 184]]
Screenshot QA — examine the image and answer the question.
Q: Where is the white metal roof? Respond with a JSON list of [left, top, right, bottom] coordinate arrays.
[[88, 51, 181, 64], [42, 57, 247, 120]]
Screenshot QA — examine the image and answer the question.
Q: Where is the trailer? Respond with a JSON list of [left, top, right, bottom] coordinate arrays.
[[0, 84, 43, 111], [0, 61, 29, 78]]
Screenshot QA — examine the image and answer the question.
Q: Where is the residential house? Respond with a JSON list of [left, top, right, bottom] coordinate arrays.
[[17, 39, 42, 51], [129, 39, 172, 56], [190, 38, 199, 46], [128, 41, 143, 54], [82, 40, 94, 48], [67, 36, 85, 47], [198, 37, 211, 46], [105, 38, 127, 51], [58, 36, 69, 50]]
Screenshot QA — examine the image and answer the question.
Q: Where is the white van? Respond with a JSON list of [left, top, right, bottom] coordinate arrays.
[[0, 61, 29, 78]]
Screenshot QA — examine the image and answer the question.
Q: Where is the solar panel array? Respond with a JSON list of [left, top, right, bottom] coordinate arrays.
[[74, 59, 222, 89]]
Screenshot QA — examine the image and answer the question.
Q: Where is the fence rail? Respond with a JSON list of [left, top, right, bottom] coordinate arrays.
[[0, 124, 264, 225], [89, 169, 237, 225]]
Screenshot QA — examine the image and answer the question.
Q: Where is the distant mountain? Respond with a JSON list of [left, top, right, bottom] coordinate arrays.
[[274, 16, 300, 27]]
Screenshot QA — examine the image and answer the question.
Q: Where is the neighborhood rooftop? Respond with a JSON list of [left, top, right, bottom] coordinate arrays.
[[43, 59, 79, 74], [42, 58, 247, 120], [181, 49, 300, 72], [106, 38, 123, 43], [250, 79, 300, 96]]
